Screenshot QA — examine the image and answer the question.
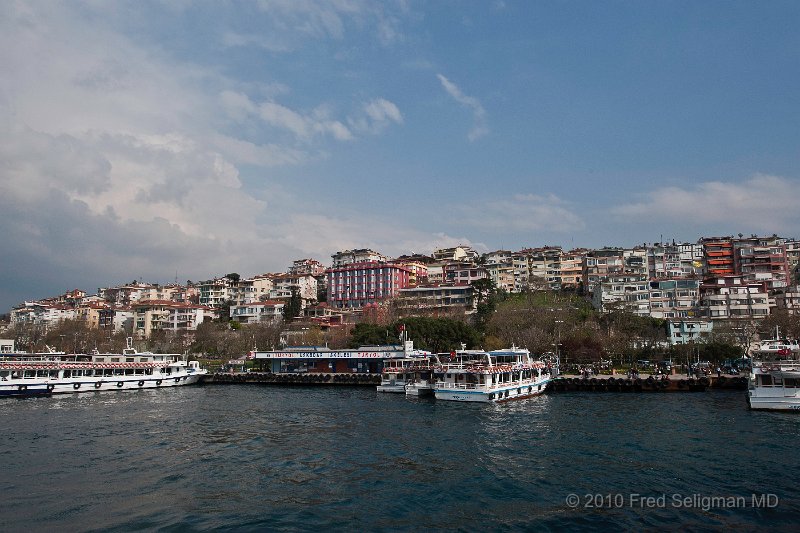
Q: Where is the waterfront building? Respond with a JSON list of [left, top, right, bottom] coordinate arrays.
[[252, 343, 409, 375], [75, 302, 108, 329], [667, 319, 713, 345], [98, 307, 134, 333], [326, 262, 411, 309], [698, 276, 771, 321], [0, 339, 14, 353]]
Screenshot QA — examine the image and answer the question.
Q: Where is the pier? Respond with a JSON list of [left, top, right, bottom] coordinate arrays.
[[547, 374, 748, 393], [203, 372, 381, 386]]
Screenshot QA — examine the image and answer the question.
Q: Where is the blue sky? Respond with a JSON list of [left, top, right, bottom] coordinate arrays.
[[1, 1, 799, 312]]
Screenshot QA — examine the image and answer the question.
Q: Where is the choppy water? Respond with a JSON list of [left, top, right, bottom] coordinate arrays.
[[0, 385, 797, 532]]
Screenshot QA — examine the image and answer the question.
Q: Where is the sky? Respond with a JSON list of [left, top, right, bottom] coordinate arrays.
[[1, 0, 799, 313]]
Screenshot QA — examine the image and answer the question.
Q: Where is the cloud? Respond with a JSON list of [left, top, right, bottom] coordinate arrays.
[[452, 194, 585, 233], [349, 98, 404, 134], [436, 74, 489, 141], [610, 174, 800, 235]]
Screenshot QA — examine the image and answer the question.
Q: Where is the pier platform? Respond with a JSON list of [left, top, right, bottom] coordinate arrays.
[[202, 372, 380, 386], [547, 373, 748, 393]]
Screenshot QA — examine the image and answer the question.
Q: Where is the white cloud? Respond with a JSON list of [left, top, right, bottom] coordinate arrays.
[[453, 194, 585, 233], [349, 98, 404, 134], [436, 73, 489, 141], [610, 174, 800, 234]]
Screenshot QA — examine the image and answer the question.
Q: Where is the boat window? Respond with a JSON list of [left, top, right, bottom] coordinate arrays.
[[784, 378, 797, 388], [111, 358, 120, 362], [139, 358, 148, 362], [126, 358, 134, 363], [96, 357, 105, 362], [761, 375, 773, 386]]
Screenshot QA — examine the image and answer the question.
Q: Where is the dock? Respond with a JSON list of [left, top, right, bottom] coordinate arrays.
[[547, 373, 748, 393], [203, 372, 381, 386]]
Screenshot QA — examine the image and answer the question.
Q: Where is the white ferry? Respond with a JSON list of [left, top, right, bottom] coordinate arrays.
[[433, 346, 556, 403], [748, 336, 800, 411], [377, 354, 435, 394], [0, 340, 207, 398]]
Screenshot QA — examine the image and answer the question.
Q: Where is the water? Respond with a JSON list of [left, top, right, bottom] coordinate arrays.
[[0, 385, 797, 532]]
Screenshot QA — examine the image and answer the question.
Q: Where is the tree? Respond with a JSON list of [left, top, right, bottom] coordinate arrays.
[[225, 273, 240, 284], [282, 288, 302, 322]]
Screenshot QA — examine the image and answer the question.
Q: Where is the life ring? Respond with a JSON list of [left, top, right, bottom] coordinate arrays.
[[138, 380, 144, 387], [18, 384, 27, 391], [116, 382, 124, 388], [94, 382, 102, 389], [156, 379, 162, 386], [174, 377, 180, 383], [47, 384, 55, 391], [73, 383, 81, 390]]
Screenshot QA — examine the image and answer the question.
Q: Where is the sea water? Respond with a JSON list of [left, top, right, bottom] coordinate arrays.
[[0, 385, 797, 532]]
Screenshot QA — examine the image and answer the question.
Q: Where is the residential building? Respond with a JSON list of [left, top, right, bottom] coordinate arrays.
[[583, 248, 624, 295], [288, 258, 327, 276], [701, 237, 735, 278], [198, 278, 233, 307], [698, 276, 771, 321], [443, 263, 488, 285], [230, 300, 286, 324], [732, 236, 790, 291], [668, 320, 713, 345], [230, 275, 274, 305], [326, 262, 411, 309], [432, 245, 479, 263], [133, 300, 215, 338], [395, 285, 475, 315], [775, 288, 800, 315], [331, 249, 387, 267]]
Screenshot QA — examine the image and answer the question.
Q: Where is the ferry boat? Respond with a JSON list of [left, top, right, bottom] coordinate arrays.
[[377, 354, 436, 394], [0, 340, 207, 398], [748, 335, 800, 411], [433, 346, 556, 403]]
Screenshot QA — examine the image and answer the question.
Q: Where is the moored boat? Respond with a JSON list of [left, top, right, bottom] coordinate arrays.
[[0, 340, 207, 397], [748, 337, 800, 411], [433, 346, 556, 403], [377, 354, 434, 393]]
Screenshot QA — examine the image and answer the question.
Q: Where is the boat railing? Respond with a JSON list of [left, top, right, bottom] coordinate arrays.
[[757, 361, 800, 372]]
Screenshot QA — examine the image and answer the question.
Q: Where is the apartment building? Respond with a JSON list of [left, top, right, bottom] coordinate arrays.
[[668, 320, 713, 345], [444, 263, 488, 285], [732, 236, 790, 291], [583, 248, 625, 295], [133, 300, 215, 338], [432, 245, 479, 263], [230, 300, 286, 324], [331, 249, 387, 267], [230, 275, 274, 305], [10, 302, 76, 329], [701, 236, 735, 278], [326, 262, 411, 309], [198, 278, 233, 307], [395, 285, 475, 315], [698, 276, 771, 321]]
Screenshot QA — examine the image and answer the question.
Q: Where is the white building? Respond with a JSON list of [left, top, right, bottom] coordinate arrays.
[[230, 300, 286, 324]]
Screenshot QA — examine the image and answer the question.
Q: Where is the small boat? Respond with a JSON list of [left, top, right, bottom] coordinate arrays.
[[404, 354, 441, 397], [748, 336, 800, 411], [0, 339, 207, 397], [377, 354, 433, 393], [433, 346, 557, 403]]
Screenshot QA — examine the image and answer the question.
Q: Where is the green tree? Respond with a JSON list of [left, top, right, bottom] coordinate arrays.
[[282, 288, 303, 322]]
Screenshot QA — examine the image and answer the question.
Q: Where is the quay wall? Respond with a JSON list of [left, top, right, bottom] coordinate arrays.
[[203, 372, 380, 386]]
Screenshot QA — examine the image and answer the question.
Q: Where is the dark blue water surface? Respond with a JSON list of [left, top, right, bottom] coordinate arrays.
[[0, 385, 797, 532]]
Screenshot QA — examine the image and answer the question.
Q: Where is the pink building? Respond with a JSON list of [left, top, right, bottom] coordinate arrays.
[[326, 262, 411, 309]]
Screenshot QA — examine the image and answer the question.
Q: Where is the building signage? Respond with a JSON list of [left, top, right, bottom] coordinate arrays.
[[255, 350, 404, 360]]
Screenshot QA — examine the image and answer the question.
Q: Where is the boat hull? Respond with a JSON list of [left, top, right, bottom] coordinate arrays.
[[0, 372, 206, 397], [434, 379, 550, 403]]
